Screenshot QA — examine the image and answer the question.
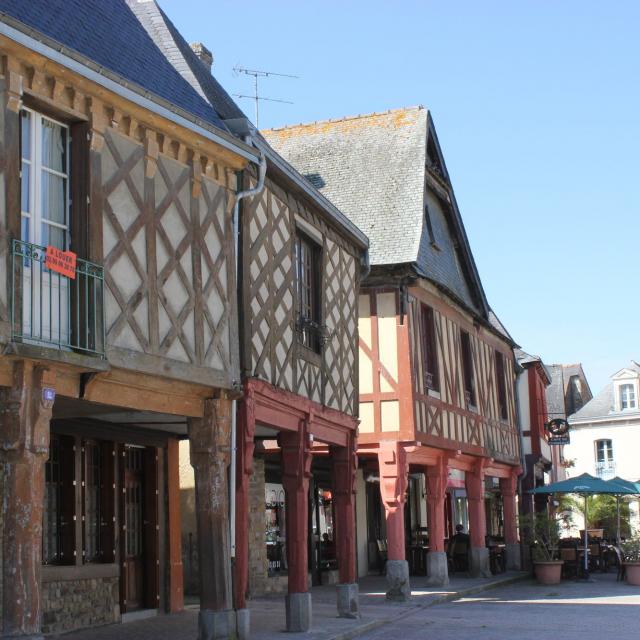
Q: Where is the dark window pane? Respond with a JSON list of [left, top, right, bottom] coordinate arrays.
[[21, 110, 31, 160]]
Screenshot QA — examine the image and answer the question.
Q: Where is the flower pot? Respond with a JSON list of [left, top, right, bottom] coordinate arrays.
[[624, 562, 640, 586], [534, 561, 563, 585]]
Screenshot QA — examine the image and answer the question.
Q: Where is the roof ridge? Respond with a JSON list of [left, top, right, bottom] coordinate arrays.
[[262, 105, 425, 133]]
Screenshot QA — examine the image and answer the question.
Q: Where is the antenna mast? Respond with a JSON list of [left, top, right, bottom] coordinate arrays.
[[233, 66, 298, 127]]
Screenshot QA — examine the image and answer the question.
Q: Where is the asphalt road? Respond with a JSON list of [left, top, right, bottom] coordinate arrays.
[[359, 573, 640, 640]]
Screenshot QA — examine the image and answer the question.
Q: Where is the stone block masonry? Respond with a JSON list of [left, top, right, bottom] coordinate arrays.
[[41, 577, 119, 634], [248, 457, 268, 594]]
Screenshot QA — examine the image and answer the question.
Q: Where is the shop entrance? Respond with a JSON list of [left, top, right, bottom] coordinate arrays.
[[120, 445, 159, 613]]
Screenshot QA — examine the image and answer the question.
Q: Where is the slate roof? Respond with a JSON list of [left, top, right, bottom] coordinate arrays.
[[263, 108, 427, 266], [0, 0, 226, 131], [546, 363, 593, 419], [571, 362, 640, 422], [262, 107, 495, 323]]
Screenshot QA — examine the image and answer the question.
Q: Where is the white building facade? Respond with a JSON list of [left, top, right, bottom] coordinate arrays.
[[565, 362, 640, 535]]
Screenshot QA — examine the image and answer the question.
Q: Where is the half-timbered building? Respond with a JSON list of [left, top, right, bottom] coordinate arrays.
[[265, 107, 522, 595], [0, 1, 265, 637], [132, 2, 369, 633]]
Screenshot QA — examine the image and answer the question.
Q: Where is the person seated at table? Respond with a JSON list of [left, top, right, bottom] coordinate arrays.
[[447, 524, 470, 571], [452, 524, 470, 543]]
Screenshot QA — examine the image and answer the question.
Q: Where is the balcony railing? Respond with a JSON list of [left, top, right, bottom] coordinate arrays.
[[10, 239, 105, 358], [595, 460, 616, 479]]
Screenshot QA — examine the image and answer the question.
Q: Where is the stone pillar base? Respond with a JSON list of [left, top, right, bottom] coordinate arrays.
[[505, 543, 521, 571], [236, 608, 250, 640], [425, 551, 450, 586], [385, 559, 411, 601], [469, 547, 491, 578], [336, 583, 360, 618], [198, 609, 236, 640], [285, 592, 312, 632]]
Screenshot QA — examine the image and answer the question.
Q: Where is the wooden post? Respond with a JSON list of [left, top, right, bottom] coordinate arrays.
[[331, 432, 360, 618], [425, 458, 448, 553], [166, 438, 184, 613], [425, 456, 450, 586], [280, 424, 313, 632], [500, 468, 522, 570], [331, 434, 357, 585], [280, 425, 312, 595], [377, 440, 410, 600], [377, 441, 408, 561], [465, 459, 491, 577], [188, 396, 234, 637], [0, 361, 56, 637], [233, 393, 255, 611]]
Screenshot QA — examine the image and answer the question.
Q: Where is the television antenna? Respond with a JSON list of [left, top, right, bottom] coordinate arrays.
[[233, 66, 298, 128]]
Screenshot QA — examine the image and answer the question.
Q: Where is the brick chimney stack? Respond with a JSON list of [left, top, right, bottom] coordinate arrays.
[[190, 42, 213, 72]]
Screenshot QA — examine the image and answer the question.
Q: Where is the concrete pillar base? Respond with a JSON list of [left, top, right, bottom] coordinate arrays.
[[505, 543, 522, 571], [425, 551, 450, 586], [198, 609, 236, 640], [285, 592, 312, 632], [385, 559, 411, 601], [469, 547, 491, 578], [236, 608, 250, 640], [336, 583, 360, 618]]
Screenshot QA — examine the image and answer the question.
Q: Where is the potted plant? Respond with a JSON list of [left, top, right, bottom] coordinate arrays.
[[519, 511, 563, 584], [621, 537, 640, 586]]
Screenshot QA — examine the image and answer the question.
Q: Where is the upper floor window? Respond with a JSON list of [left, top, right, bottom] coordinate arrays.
[[595, 439, 615, 478], [495, 350, 508, 420], [460, 329, 476, 407], [420, 304, 439, 392], [20, 108, 70, 250], [294, 233, 322, 353], [620, 384, 636, 410], [596, 439, 614, 463]]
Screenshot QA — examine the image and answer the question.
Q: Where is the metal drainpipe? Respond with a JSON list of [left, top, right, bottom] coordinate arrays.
[[230, 146, 267, 559]]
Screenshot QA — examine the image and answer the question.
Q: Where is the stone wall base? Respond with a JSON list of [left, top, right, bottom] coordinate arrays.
[[505, 543, 522, 571], [425, 551, 450, 586], [385, 560, 411, 601], [41, 576, 120, 634], [469, 547, 491, 578]]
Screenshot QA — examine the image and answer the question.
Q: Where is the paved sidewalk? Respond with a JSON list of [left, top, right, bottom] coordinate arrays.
[[57, 572, 526, 639], [357, 571, 640, 640]]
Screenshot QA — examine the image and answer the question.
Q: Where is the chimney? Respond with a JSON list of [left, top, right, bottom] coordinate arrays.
[[190, 42, 213, 73]]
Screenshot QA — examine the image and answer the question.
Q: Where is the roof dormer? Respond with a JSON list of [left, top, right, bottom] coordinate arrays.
[[611, 366, 640, 412]]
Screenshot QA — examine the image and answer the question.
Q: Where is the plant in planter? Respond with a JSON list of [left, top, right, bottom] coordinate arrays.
[[519, 511, 563, 585], [621, 537, 640, 586]]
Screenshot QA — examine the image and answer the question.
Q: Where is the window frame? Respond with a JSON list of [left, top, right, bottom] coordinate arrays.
[[82, 439, 103, 563], [620, 383, 636, 410], [43, 434, 76, 565], [460, 329, 476, 408], [20, 106, 72, 251], [420, 303, 439, 393], [294, 231, 323, 354], [595, 439, 614, 463], [495, 350, 509, 421]]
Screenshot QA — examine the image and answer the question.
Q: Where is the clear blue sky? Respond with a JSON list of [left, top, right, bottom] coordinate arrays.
[[159, 0, 640, 395]]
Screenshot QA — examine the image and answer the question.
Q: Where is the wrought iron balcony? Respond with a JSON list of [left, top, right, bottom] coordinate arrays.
[[10, 239, 105, 358], [595, 460, 616, 479]]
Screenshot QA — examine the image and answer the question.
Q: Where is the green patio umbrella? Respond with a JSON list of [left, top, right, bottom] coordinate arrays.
[[531, 473, 636, 577], [607, 477, 640, 543]]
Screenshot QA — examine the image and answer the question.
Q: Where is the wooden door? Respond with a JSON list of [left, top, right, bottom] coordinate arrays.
[[122, 446, 145, 612]]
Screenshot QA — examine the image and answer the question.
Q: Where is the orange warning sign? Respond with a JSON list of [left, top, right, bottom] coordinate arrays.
[[45, 246, 76, 279]]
